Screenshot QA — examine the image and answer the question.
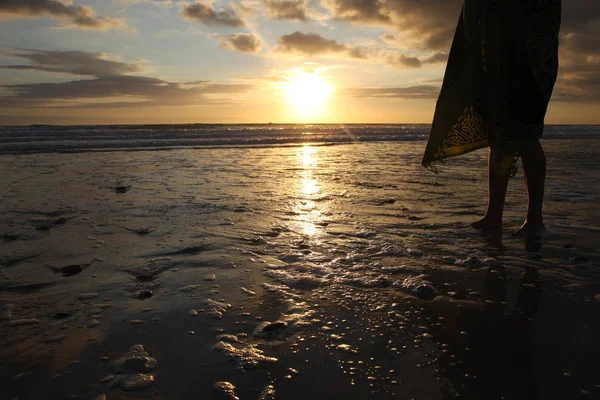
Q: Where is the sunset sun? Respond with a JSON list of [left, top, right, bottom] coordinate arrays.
[[284, 72, 333, 120]]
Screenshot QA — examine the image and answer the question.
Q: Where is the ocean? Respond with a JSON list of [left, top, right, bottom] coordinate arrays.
[[1, 123, 600, 153], [0, 124, 599, 399]]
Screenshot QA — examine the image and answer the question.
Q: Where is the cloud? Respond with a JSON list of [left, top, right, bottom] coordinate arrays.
[[0, 49, 254, 108], [324, 0, 599, 103], [1, 75, 254, 108], [323, 0, 462, 50], [341, 85, 440, 99], [553, 0, 600, 102], [263, 0, 308, 21], [221, 33, 262, 53], [181, 1, 246, 27], [385, 51, 447, 69], [0, 49, 143, 77], [422, 51, 447, 64], [0, 0, 133, 31], [380, 33, 398, 46], [386, 52, 421, 68], [273, 31, 367, 59], [323, 0, 391, 25]]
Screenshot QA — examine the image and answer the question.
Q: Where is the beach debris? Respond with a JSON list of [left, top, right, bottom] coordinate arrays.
[[239, 287, 256, 296], [78, 293, 100, 300], [393, 275, 438, 300], [253, 321, 288, 339], [204, 274, 217, 281], [8, 318, 39, 326], [258, 385, 276, 400], [107, 344, 157, 391], [88, 319, 100, 327], [213, 381, 239, 400], [130, 319, 143, 325], [213, 341, 278, 370], [205, 299, 231, 319]]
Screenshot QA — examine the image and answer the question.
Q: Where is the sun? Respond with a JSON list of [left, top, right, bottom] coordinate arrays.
[[284, 72, 333, 120]]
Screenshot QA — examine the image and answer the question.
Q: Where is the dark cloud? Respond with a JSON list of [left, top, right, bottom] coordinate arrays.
[[386, 51, 446, 69], [323, 0, 461, 50], [327, 0, 599, 103], [274, 31, 366, 59], [0, 75, 254, 108], [387, 52, 421, 68], [263, 0, 308, 21], [0, 49, 253, 108], [553, 0, 600, 102], [0, 0, 132, 31], [380, 33, 397, 45], [422, 51, 447, 64], [0, 49, 142, 77], [181, 1, 245, 27], [221, 33, 262, 53], [323, 0, 391, 25], [341, 85, 439, 99]]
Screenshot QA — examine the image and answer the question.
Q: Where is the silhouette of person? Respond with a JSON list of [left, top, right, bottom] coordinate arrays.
[[422, 0, 562, 235]]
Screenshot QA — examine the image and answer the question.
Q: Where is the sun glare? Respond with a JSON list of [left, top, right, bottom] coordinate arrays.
[[284, 72, 333, 120]]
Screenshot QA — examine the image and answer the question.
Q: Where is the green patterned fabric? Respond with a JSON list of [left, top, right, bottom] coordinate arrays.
[[422, 0, 561, 177]]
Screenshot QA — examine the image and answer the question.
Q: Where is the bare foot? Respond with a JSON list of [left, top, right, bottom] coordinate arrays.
[[471, 216, 502, 232], [514, 220, 546, 237]]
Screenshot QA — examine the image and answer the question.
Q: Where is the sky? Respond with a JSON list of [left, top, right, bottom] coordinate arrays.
[[0, 0, 598, 125]]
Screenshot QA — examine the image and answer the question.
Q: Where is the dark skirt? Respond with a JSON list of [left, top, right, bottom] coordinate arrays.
[[422, 0, 561, 177]]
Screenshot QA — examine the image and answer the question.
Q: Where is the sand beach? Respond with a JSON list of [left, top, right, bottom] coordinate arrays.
[[1, 126, 599, 399]]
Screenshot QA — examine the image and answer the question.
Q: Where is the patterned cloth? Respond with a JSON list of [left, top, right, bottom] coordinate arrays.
[[422, 0, 561, 177]]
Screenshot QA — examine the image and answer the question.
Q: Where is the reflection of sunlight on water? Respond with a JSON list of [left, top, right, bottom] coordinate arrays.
[[302, 177, 319, 195], [301, 145, 320, 196], [302, 145, 317, 169], [295, 145, 324, 237]]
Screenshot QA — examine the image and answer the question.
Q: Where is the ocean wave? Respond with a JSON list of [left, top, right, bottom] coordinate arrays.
[[0, 123, 598, 154]]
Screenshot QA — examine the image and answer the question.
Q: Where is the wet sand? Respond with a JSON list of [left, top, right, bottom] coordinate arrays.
[[1, 140, 599, 399]]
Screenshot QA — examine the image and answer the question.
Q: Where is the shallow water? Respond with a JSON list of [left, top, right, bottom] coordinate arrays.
[[0, 139, 599, 399]]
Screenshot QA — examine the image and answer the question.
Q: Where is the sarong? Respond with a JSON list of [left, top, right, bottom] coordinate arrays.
[[422, 0, 561, 177]]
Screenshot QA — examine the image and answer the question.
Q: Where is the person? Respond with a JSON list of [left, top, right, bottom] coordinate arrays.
[[421, 0, 561, 235]]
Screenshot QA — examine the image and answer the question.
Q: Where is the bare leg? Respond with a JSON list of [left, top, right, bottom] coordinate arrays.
[[516, 140, 546, 235], [472, 148, 509, 230]]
